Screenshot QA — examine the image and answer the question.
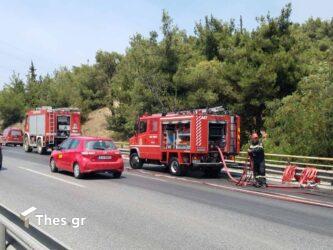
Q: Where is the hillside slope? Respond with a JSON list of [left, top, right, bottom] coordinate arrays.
[[81, 107, 112, 138]]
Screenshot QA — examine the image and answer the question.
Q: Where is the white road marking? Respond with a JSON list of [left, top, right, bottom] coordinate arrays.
[[126, 171, 169, 183], [202, 182, 333, 208], [19, 167, 85, 188], [126, 168, 333, 208]]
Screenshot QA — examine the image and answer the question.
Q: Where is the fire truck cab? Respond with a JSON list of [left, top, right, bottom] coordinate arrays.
[[129, 107, 240, 176], [23, 106, 81, 154]]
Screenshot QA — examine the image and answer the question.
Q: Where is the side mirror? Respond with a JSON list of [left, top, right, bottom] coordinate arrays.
[[54, 145, 61, 151]]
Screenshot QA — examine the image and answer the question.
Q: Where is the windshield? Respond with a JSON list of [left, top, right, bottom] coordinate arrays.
[[85, 140, 116, 150]]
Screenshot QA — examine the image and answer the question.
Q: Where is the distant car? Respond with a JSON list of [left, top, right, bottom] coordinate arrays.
[[2, 127, 23, 146], [50, 136, 124, 179]]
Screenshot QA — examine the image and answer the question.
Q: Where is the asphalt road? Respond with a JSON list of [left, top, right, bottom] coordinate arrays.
[[0, 146, 332, 249]]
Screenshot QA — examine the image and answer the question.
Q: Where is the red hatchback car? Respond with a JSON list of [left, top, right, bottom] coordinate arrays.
[[2, 127, 23, 146], [50, 136, 124, 179]]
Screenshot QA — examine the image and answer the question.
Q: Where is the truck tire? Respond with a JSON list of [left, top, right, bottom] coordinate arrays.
[[169, 157, 186, 176], [50, 158, 58, 173], [23, 136, 32, 153], [37, 139, 46, 155], [130, 153, 143, 169]]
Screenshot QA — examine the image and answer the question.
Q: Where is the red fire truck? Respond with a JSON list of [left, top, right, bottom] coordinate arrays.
[[23, 106, 81, 154], [129, 107, 241, 176]]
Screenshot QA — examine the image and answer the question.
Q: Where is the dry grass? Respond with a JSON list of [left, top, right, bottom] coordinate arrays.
[[81, 107, 112, 138]]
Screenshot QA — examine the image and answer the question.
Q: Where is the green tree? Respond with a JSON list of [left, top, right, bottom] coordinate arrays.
[[0, 74, 26, 128], [25, 61, 41, 107], [265, 61, 333, 156]]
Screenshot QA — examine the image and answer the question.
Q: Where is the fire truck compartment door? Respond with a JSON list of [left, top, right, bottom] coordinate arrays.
[[29, 115, 45, 135]]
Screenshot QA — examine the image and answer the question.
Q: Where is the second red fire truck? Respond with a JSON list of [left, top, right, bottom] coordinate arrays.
[[129, 107, 241, 176], [23, 106, 81, 154]]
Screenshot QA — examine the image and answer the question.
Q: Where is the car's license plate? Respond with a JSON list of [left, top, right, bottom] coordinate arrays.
[[98, 155, 112, 160]]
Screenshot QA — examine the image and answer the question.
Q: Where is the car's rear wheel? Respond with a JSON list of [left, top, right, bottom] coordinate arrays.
[[130, 152, 143, 169], [113, 172, 122, 178], [50, 158, 58, 173], [23, 136, 32, 152], [73, 163, 83, 179], [169, 157, 186, 176]]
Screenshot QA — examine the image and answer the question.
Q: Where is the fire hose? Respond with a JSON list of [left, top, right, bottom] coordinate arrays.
[[216, 147, 319, 189], [217, 147, 254, 186]]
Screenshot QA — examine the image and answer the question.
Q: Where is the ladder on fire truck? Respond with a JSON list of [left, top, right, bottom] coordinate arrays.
[[160, 106, 228, 116], [48, 111, 55, 145], [229, 117, 236, 154]]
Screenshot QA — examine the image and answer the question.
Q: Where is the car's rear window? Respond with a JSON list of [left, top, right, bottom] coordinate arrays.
[[85, 140, 117, 150], [11, 130, 22, 136]]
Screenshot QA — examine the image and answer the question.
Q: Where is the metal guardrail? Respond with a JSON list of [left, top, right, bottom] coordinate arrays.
[[114, 142, 129, 149], [238, 151, 333, 186], [0, 204, 68, 250], [118, 148, 333, 187], [239, 151, 333, 166]]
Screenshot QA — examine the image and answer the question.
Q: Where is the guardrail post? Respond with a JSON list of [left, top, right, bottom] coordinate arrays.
[[0, 222, 5, 250]]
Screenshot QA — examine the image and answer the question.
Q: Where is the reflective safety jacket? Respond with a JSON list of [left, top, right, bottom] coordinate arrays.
[[249, 141, 265, 164]]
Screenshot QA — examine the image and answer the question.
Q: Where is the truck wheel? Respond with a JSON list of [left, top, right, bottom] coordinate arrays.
[[37, 139, 46, 155], [130, 153, 143, 169], [169, 157, 186, 176], [50, 158, 58, 173], [23, 137, 32, 153], [73, 163, 83, 179]]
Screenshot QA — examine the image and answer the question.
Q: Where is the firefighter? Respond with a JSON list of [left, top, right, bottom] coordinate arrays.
[[248, 132, 266, 187]]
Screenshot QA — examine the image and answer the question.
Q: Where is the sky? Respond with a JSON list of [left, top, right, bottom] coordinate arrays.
[[0, 0, 332, 87]]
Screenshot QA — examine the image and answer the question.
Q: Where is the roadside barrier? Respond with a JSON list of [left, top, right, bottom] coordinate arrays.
[[118, 147, 333, 188], [0, 204, 68, 250], [237, 151, 333, 187]]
